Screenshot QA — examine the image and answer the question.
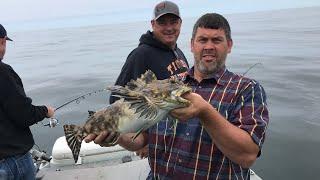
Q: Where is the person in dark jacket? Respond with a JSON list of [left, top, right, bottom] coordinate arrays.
[[0, 24, 55, 180], [108, 1, 189, 158], [109, 0, 189, 104]]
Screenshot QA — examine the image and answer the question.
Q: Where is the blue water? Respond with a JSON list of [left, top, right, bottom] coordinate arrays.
[[4, 7, 320, 179]]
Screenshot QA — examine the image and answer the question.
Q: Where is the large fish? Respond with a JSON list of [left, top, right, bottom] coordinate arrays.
[[63, 70, 191, 163]]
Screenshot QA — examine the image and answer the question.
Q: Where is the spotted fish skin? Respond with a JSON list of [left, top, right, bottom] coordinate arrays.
[[63, 70, 192, 163], [63, 99, 137, 163]]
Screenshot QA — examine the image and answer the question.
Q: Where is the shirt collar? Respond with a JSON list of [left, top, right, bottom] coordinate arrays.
[[185, 66, 227, 86]]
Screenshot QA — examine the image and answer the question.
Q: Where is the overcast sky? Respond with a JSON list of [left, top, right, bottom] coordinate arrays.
[[1, 0, 320, 30]]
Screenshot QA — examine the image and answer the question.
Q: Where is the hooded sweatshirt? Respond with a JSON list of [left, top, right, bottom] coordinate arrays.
[[0, 60, 48, 158], [110, 31, 189, 103]]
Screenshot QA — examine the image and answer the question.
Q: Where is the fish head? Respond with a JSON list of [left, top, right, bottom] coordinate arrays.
[[146, 76, 192, 110], [108, 70, 192, 111]]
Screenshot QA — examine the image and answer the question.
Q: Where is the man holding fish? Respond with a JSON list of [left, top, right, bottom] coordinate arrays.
[[85, 12, 269, 179]]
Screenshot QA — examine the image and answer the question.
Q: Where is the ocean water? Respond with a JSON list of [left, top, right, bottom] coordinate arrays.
[[4, 7, 320, 180]]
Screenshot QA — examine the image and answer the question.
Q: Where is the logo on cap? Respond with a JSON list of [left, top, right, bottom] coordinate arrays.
[[156, 2, 166, 12]]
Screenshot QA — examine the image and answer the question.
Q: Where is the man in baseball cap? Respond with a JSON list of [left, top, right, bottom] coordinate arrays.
[[0, 24, 13, 41], [0, 23, 55, 179], [85, 0, 189, 162]]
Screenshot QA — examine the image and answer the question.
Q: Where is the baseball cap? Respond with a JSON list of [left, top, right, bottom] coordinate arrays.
[[153, 1, 180, 20], [0, 24, 13, 41]]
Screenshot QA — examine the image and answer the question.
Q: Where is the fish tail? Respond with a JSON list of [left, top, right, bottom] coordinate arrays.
[[63, 124, 84, 163]]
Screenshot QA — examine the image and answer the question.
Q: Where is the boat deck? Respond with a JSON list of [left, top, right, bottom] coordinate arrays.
[[37, 158, 262, 180]]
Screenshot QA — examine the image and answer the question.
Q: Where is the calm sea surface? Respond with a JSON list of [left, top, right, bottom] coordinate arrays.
[[5, 7, 320, 179]]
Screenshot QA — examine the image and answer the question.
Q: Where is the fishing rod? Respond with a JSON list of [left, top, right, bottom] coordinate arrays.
[[54, 88, 108, 111], [242, 63, 262, 76], [43, 88, 109, 128]]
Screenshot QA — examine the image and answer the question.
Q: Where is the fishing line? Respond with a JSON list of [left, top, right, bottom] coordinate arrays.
[[242, 63, 263, 76], [43, 88, 109, 128], [54, 88, 108, 111]]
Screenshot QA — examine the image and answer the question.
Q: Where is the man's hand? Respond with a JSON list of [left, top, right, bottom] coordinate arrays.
[[84, 131, 148, 152], [46, 106, 55, 118], [170, 92, 208, 121], [84, 131, 119, 147], [135, 146, 148, 159]]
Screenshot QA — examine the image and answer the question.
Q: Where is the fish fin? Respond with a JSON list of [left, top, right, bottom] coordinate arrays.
[[126, 70, 157, 90], [107, 86, 142, 100], [109, 70, 157, 93], [131, 126, 146, 142], [136, 70, 157, 85], [88, 110, 95, 117], [107, 70, 158, 107], [107, 85, 131, 95], [108, 70, 158, 119], [111, 94, 141, 101], [63, 124, 84, 163], [139, 103, 158, 119], [128, 98, 158, 120], [109, 87, 158, 120]]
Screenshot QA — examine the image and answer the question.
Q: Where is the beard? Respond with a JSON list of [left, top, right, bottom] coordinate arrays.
[[195, 55, 226, 76]]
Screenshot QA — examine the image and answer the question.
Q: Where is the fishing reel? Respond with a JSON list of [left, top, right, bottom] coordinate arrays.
[[43, 118, 59, 128]]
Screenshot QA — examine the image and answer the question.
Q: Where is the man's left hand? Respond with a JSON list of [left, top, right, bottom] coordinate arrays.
[[170, 92, 207, 121]]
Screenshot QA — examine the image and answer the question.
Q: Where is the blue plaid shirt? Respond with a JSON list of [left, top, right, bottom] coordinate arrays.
[[147, 67, 269, 180]]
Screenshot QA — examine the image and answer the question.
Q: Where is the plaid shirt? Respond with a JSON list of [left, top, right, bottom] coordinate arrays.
[[147, 67, 269, 180]]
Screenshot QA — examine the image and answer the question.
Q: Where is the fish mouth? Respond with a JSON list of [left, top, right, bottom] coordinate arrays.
[[170, 87, 192, 105]]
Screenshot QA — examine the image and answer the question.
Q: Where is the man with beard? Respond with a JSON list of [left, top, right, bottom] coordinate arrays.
[[86, 13, 269, 179], [166, 13, 269, 179]]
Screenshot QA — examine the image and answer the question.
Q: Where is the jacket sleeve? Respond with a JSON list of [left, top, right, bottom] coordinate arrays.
[[231, 80, 269, 151], [0, 70, 48, 128], [109, 48, 148, 104]]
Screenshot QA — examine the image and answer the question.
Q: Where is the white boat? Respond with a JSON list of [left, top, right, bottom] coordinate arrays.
[[35, 136, 262, 180]]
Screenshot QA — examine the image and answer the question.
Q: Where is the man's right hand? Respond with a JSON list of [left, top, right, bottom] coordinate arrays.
[[84, 131, 119, 147], [135, 146, 149, 159], [46, 106, 55, 118], [84, 132, 148, 152]]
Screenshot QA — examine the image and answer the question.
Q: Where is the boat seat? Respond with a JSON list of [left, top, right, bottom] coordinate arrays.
[[51, 136, 134, 166]]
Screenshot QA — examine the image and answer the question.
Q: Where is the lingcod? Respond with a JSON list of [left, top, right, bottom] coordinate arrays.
[[63, 70, 191, 163]]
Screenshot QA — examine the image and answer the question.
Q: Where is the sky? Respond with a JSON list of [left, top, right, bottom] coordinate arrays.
[[1, 0, 320, 31]]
